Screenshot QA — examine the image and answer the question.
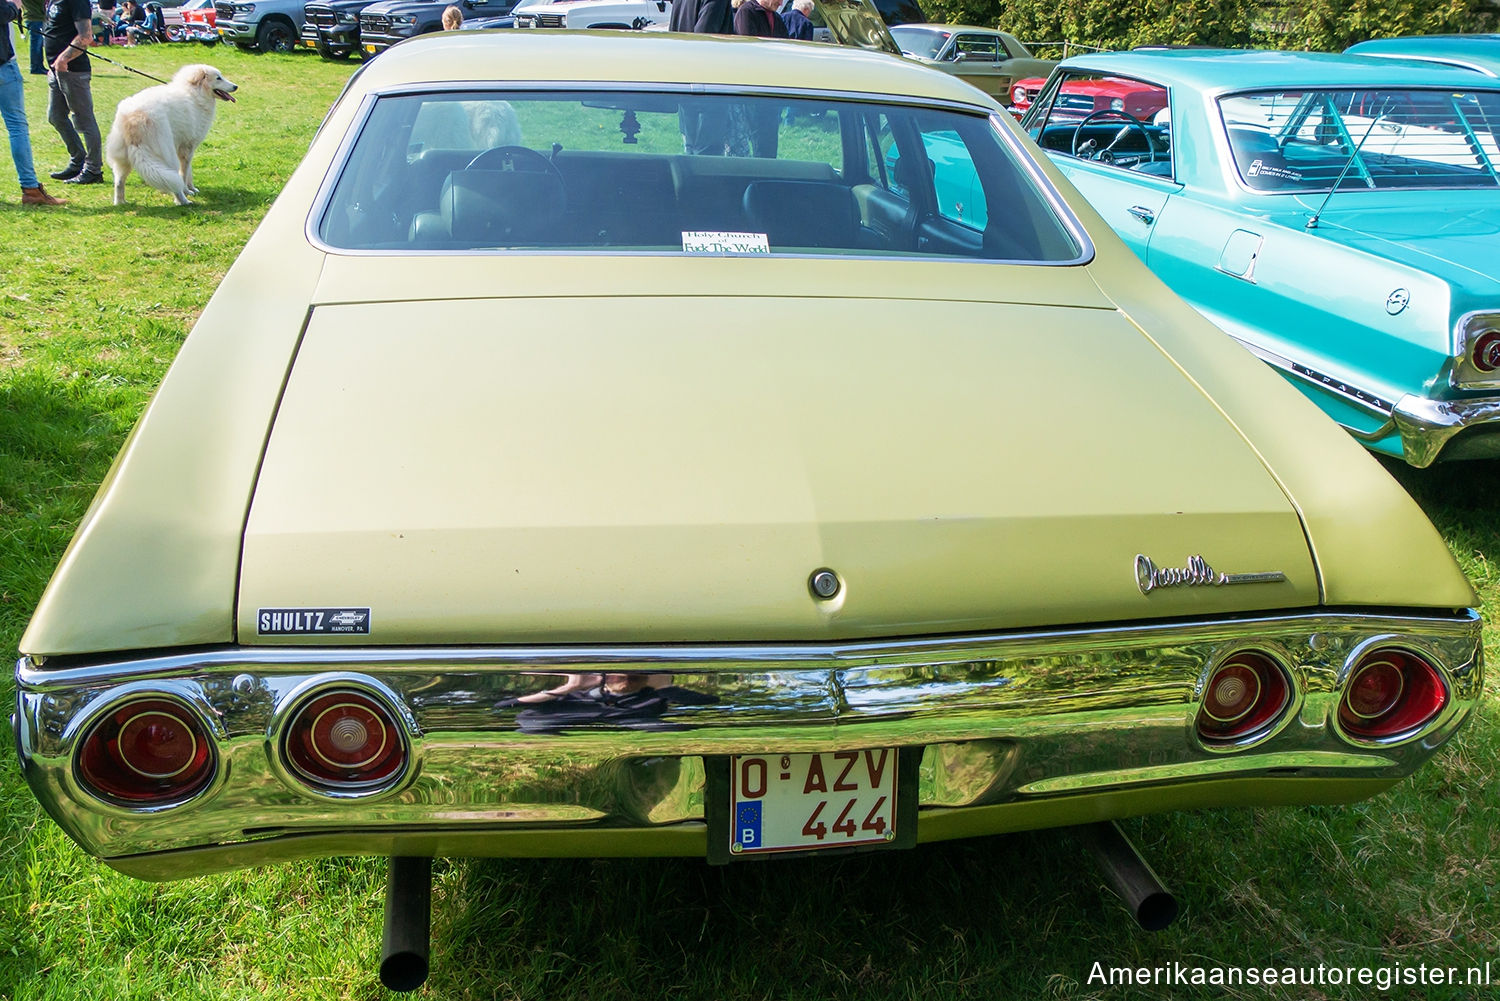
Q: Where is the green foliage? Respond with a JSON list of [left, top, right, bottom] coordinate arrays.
[[920, 0, 1500, 54]]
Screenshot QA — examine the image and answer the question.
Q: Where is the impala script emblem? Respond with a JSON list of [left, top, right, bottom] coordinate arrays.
[[1134, 554, 1288, 596]]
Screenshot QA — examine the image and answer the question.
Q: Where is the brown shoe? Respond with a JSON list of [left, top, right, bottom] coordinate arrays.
[[21, 185, 68, 206]]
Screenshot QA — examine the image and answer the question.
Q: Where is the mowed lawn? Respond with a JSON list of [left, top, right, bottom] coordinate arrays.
[[2, 42, 1499, 1001]]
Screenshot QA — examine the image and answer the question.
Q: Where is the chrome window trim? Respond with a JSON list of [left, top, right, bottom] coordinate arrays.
[[301, 82, 1094, 267]]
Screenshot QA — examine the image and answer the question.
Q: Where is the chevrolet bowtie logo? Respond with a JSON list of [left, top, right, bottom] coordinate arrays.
[[1134, 554, 1287, 596]]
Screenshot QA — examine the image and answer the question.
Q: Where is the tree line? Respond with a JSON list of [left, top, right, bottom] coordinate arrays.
[[918, 0, 1500, 55]]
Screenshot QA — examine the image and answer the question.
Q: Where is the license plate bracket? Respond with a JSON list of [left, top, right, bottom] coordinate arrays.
[[705, 748, 920, 864]]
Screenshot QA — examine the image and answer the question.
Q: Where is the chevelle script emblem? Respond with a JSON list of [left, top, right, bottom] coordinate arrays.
[[1134, 554, 1287, 596]]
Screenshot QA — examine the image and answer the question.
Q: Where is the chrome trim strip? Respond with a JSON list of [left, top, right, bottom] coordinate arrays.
[[1235, 338, 1397, 418], [1237, 335, 1500, 464], [17, 609, 1477, 689]]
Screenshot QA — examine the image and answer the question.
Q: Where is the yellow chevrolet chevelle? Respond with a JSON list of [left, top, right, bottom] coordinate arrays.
[[13, 29, 1485, 988]]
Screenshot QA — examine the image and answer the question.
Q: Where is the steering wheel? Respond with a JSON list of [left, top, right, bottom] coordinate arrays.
[[1070, 110, 1159, 165], [466, 145, 563, 182]]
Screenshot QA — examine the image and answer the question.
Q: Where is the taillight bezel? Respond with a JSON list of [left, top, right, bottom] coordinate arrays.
[[1451, 311, 1500, 390], [66, 684, 224, 812], [1194, 648, 1297, 749], [1335, 643, 1451, 746], [269, 674, 417, 800]]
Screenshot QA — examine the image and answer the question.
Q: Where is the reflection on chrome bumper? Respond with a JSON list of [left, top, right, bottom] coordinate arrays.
[[1392, 394, 1500, 468], [15, 610, 1482, 879]]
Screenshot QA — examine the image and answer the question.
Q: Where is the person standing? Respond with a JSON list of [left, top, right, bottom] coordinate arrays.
[[732, 0, 785, 37], [21, 0, 44, 72], [733, 0, 786, 157], [43, 0, 101, 184], [670, 0, 732, 155], [668, 0, 730, 35], [2, 0, 66, 203], [781, 0, 812, 41], [440, 4, 462, 29]]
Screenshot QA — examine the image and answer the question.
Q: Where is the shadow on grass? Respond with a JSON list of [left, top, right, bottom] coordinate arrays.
[[424, 831, 1140, 1001], [53, 187, 274, 220]]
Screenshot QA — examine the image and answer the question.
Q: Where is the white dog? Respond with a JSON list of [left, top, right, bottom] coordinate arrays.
[[106, 64, 238, 207]]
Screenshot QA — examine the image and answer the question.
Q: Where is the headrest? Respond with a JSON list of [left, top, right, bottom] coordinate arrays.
[[439, 168, 566, 245], [742, 180, 857, 249]]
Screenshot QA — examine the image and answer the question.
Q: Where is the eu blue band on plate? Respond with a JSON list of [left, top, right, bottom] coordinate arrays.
[[735, 801, 762, 848]]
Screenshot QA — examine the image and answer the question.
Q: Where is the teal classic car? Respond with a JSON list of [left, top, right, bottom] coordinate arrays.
[[1022, 49, 1500, 466], [1345, 34, 1500, 77]]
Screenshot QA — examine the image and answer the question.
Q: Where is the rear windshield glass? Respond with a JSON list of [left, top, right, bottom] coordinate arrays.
[[1219, 88, 1500, 191], [317, 89, 1083, 261]]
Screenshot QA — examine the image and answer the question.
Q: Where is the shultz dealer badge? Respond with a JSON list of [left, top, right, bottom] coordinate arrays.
[[258, 607, 372, 635]]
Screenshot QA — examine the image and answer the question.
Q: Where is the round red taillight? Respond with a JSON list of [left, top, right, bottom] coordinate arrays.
[[77, 698, 215, 806], [1197, 652, 1290, 744], [1472, 330, 1500, 373], [284, 690, 406, 789], [1339, 649, 1447, 741]]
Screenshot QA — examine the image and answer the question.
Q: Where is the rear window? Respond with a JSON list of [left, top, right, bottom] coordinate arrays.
[[1219, 88, 1500, 191], [317, 89, 1083, 261]]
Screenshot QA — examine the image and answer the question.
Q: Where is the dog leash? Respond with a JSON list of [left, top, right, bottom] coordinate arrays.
[[64, 41, 169, 85]]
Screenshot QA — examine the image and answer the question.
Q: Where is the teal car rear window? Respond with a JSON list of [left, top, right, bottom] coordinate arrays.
[[317, 89, 1082, 261], [1219, 88, 1500, 191]]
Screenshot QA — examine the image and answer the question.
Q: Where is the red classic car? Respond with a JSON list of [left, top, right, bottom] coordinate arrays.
[[1010, 73, 1168, 121], [179, 0, 216, 29]]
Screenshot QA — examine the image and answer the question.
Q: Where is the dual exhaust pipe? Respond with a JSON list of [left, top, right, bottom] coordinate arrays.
[[376, 821, 1175, 990], [1076, 820, 1180, 932], [380, 857, 432, 992]]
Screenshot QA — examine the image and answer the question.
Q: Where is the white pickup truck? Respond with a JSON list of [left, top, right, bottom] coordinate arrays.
[[512, 0, 670, 29]]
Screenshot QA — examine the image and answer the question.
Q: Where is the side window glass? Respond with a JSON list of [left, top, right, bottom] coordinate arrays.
[[954, 36, 998, 62], [870, 115, 901, 194], [922, 129, 986, 230], [1030, 72, 1172, 176]]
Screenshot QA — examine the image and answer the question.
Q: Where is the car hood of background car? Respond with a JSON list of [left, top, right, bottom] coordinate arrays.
[[224, 262, 1331, 645]]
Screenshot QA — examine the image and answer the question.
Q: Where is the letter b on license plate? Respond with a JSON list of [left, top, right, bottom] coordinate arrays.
[[720, 749, 913, 859]]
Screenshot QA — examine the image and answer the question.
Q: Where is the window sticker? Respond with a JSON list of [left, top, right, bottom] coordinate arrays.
[[1247, 158, 1302, 181], [682, 231, 771, 254]]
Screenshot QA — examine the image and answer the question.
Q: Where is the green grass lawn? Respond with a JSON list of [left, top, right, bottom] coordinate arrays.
[[2, 41, 1499, 1001]]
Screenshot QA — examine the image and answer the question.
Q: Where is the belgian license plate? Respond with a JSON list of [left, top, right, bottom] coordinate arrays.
[[728, 750, 901, 857]]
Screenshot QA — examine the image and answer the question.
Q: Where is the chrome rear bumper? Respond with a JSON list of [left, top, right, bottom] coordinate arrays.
[[15, 609, 1482, 879]]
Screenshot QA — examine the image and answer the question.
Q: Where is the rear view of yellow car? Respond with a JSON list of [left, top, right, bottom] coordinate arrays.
[[14, 30, 1482, 991]]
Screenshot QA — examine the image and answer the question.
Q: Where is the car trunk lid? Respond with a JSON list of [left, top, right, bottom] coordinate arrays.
[[237, 293, 1318, 644]]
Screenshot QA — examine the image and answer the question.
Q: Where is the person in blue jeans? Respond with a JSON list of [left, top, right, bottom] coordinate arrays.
[[2, 0, 65, 203], [22, 0, 45, 73]]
